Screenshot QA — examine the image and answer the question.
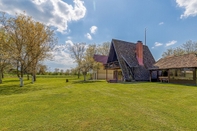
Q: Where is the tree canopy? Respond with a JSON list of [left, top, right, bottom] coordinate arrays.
[[0, 12, 57, 86], [162, 40, 197, 58], [67, 42, 109, 81]]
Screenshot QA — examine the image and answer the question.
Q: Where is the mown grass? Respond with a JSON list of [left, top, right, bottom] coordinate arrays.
[[1, 77, 197, 130]]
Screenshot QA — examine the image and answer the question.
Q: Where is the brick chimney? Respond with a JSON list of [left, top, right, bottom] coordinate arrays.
[[136, 40, 144, 66]]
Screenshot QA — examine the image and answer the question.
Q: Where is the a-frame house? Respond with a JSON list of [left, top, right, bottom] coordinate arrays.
[[105, 39, 155, 82]]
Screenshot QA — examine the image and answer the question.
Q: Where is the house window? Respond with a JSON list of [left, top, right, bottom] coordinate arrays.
[[169, 68, 194, 80]]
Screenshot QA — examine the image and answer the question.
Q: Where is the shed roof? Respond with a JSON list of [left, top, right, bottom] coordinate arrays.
[[154, 53, 197, 69]]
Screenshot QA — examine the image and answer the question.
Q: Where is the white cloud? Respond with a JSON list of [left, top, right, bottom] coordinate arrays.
[[166, 40, 177, 46], [90, 26, 98, 34], [44, 44, 76, 71], [44, 50, 76, 71], [0, 0, 86, 33], [85, 33, 92, 40], [159, 22, 164, 25], [155, 42, 163, 46], [67, 36, 72, 40], [176, 0, 197, 18], [65, 40, 74, 46]]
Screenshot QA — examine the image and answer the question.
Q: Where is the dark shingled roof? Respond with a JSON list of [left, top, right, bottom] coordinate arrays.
[[154, 53, 197, 69], [107, 39, 155, 68], [93, 54, 108, 64], [107, 39, 155, 81]]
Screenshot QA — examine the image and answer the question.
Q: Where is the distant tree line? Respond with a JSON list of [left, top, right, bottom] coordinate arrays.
[[0, 12, 57, 86], [162, 40, 197, 58]]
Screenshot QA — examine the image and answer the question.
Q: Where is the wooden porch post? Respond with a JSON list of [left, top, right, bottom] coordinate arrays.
[[106, 69, 108, 81], [149, 71, 152, 82], [115, 69, 118, 82], [157, 70, 159, 82], [193, 68, 196, 85], [167, 69, 170, 83], [96, 70, 98, 80]]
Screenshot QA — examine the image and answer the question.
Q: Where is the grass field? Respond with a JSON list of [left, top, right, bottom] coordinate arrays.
[[1, 77, 197, 131]]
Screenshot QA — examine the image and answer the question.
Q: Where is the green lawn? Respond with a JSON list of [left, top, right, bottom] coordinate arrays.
[[1, 77, 197, 131]]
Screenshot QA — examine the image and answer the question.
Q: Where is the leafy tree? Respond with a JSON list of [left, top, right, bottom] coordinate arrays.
[[70, 68, 77, 75], [0, 12, 57, 86], [60, 69, 64, 75], [162, 48, 174, 58], [37, 64, 47, 75], [54, 68, 60, 75], [173, 47, 185, 56], [97, 42, 110, 56], [68, 43, 86, 78], [65, 69, 70, 75], [80, 44, 100, 81], [182, 40, 197, 54], [162, 40, 197, 58], [0, 28, 12, 83]]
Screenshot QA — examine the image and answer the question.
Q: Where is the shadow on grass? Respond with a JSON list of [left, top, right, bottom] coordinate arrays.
[[3, 79, 19, 83], [124, 81, 197, 87], [72, 80, 103, 84], [0, 85, 44, 96], [0, 80, 43, 95], [154, 82, 197, 87], [119, 81, 149, 84]]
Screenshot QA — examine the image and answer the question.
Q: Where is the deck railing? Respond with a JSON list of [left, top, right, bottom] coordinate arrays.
[[104, 61, 120, 69]]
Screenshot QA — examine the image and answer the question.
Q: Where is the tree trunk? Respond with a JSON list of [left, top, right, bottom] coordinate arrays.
[[20, 77, 24, 87], [83, 71, 87, 81], [0, 70, 2, 84], [78, 70, 80, 79], [31, 75, 34, 84], [34, 74, 36, 81], [20, 66, 24, 87], [2, 72, 4, 79], [83, 74, 86, 81], [27, 74, 29, 80]]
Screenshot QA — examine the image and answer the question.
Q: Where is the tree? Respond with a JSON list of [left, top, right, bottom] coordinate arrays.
[[173, 47, 185, 56], [162, 40, 197, 58], [37, 64, 47, 75], [65, 69, 70, 75], [182, 40, 197, 54], [25, 18, 56, 83], [80, 44, 100, 81], [0, 12, 57, 86], [60, 69, 64, 75], [0, 29, 12, 83], [97, 42, 110, 56], [68, 43, 86, 78], [162, 48, 174, 58], [54, 68, 60, 75]]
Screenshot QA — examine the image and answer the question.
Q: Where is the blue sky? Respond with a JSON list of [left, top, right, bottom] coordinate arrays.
[[0, 0, 197, 71]]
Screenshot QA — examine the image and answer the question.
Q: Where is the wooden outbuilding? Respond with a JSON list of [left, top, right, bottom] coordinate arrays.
[[149, 53, 197, 85]]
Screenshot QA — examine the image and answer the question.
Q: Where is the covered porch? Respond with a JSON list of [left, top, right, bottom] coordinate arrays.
[[149, 67, 197, 85], [149, 68, 170, 83], [150, 53, 197, 85], [104, 61, 123, 83]]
